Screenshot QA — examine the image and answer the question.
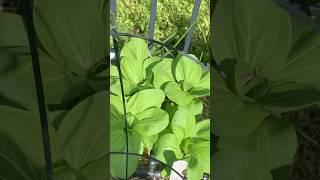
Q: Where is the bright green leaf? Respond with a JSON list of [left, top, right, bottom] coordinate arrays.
[[164, 81, 194, 106], [151, 58, 175, 89], [127, 89, 165, 115], [171, 109, 196, 142], [194, 119, 210, 140], [178, 98, 203, 116], [134, 108, 169, 136], [174, 55, 202, 87], [154, 134, 183, 163], [120, 38, 150, 63]]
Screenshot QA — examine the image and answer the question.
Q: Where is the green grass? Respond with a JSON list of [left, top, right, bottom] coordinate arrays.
[[112, 0, 210, 63]]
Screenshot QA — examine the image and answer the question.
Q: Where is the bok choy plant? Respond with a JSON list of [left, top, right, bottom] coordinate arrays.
[[213, 0, 320, 179], [110, 37, 210, 179]]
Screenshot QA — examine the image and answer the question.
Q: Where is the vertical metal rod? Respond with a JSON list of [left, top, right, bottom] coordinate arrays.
[[113, 36, 130, 180], [110, 1, 129, 179], [20, 0, 53, 179], [183, 0, 201, 53], [148, 0, 157, 49], [110, 0, 117, 36]]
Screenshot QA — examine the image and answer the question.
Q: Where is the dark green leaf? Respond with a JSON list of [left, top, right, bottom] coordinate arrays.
[[34, 0, 106, 75], [58, 91, 107, 169]]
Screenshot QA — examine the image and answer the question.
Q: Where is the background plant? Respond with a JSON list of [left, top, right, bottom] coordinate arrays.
[[212, 0, 320, 179], [113, 0, 210, 63], [0, 0, 108, 179]]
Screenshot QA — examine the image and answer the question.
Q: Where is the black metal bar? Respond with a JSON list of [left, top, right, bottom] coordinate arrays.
[[148, 0, 157, 49], [20, 0, 53, 179], [183, 0, 201, 53], [111, 22, 130, 180]]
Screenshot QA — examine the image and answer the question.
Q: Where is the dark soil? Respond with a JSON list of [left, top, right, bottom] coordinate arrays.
[[291, 109, 320, 180]]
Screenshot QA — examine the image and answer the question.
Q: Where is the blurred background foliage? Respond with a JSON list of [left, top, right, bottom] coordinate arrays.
[[113, 0, 210, 63]]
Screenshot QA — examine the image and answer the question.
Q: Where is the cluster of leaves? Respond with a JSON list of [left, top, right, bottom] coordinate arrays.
[[114, 0, 210, 62], [110, 38, 210, 179], [212, 0, 320, 179], [0, 0, 108, 179]]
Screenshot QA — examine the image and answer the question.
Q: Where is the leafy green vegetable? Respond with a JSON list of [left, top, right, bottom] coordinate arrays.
[[155, 109, 210, 179], [213, 0, 320, 178], [110, 91, 169, 178], [110, 38, 210, 178]]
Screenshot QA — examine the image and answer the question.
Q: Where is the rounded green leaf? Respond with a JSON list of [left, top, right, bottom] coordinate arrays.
[[259, 117, 297, 170], [214, 149, 273, 180], [110, 76, 137, 96], [0, 133, 39, 180], [187, 140, 210, 179], [110, 95, 143, 178], [198, 70, 210, 90], [164, 81, 194, 106], [154, 134, 183, 163], [0, 106, 60, 168], [274, 27, 320, 89], [213, 0, 292, 79], [120, 55, 145, 85], [120, 38, 150, 63], [189, 70, 210, 97], [151, 58, 175, 89], [134, 108, 169, 136], [174, 55, 202, 87], [257, 82, 320, 113], [81, 155, 107, 180], [0, 12, 28, 47], [218, 116, 297, 170], [57, 91, 108, 169], [0, 48, 88, 108], [194, 119, 210, 140], [171, 109, 196, 142], [110, 133, 142, 179], [143, 56, 162, 78], [34, 0, 106, 75], [213, 93, 268, 137], [110, 108, 142, 179], [192, 140, 210, 173], [141, 134, 158, 150], [127, 89, 165, 115], [178, 98, 203, 116]]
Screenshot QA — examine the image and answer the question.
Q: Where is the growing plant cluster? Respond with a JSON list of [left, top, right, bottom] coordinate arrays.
[[110, 38, 210, 179], [0, 0, 108, 179], [213, 0, 320, 179]]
